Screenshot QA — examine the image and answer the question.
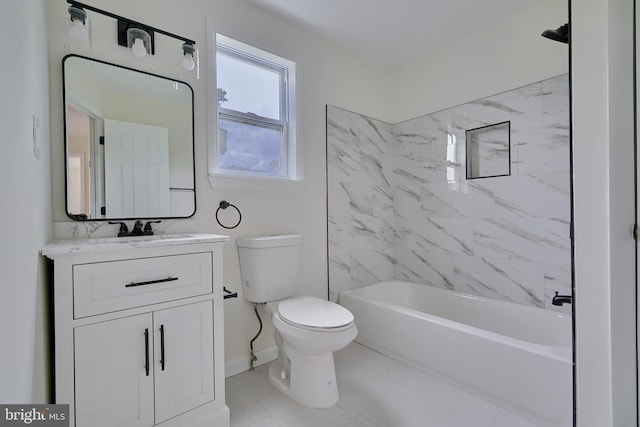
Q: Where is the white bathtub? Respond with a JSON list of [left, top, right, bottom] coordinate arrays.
[[339, 280, 572, 427]]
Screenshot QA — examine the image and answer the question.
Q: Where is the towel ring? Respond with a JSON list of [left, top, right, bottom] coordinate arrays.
[[215, 200, 242, 229]]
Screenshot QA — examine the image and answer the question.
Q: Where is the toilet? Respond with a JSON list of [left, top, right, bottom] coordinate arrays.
[[236, 234, 357, 408]]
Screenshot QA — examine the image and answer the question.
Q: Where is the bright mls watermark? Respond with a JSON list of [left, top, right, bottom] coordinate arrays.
[[0, 405, 68, 426]]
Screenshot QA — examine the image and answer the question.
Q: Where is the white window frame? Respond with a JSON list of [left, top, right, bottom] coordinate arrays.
[[207, 25, 303, 192]]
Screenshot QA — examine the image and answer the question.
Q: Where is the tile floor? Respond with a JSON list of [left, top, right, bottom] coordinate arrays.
[[226, 342, 542, 427]]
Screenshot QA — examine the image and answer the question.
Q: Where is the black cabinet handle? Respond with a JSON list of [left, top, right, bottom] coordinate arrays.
[[144, 328, 150, 376], [126, 277, 179, 288], [160, 324, 165, 371]]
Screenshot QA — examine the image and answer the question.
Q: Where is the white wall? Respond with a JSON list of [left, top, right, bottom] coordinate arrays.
[[0, 0, 52, 403], [572, 0, 637, 425], [45, 0, 392, 375], [389, 0, 568, 123]]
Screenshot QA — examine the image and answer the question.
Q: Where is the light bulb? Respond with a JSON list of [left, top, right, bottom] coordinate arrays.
[[182, 53, 195, 71], [69, 19, 88, 41], [131, 38, 147, 58]]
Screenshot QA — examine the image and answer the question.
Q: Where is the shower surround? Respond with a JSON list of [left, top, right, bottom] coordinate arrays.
[[327, 75, 570, 311]]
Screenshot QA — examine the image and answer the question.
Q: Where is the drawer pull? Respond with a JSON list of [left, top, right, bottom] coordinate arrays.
[[144, 328, 150, 376], [126, 277, 179, 288], [160, 324, 165, 371]]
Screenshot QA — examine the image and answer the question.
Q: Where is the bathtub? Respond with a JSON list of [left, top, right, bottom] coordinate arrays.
[[339, 280, 572, 427]]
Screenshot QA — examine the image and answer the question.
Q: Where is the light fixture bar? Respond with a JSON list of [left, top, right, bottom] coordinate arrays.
[[66, 0, 195, 46]]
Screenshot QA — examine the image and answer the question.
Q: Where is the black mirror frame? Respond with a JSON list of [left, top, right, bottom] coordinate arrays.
[[62, 54, 197, 221]]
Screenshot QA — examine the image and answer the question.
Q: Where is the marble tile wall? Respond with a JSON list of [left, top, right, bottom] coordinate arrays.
[[327, 75, 571, 312], [327, 106, 396, 300]]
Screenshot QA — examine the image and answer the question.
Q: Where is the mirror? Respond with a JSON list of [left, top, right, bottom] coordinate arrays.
[[63, 54, 196, 220]]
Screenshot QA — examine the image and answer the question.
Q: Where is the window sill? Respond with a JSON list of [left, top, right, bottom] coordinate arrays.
[[207, 173, 305, 192]]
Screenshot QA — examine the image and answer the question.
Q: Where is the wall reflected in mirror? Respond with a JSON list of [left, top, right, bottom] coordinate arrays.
[[63, 55, 196, 220]]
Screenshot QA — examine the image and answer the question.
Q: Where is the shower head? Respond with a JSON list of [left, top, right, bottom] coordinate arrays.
[[541, 23, 569, 44]]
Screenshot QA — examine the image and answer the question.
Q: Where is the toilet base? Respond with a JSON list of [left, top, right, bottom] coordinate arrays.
[[268, 352, 339, 408]]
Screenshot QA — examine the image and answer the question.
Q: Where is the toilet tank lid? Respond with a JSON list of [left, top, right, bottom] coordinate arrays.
[[236, 234, 303, 248]]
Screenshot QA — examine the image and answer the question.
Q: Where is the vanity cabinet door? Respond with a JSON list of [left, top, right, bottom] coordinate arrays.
[[153, 301, 215, 423], [74, 314, 155, 427]]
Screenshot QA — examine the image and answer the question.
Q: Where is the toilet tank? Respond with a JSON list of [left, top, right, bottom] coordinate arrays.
[[236, 234, 303, 303]]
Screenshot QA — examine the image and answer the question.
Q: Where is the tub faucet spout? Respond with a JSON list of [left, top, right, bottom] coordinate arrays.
[[552, 292, 572, 306]]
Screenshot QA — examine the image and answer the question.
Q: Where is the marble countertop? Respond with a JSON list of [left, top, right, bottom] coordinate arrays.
[[41, 233, 230, 257]]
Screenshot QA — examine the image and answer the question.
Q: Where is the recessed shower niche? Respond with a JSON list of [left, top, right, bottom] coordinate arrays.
[[465, 120, 511, 179]]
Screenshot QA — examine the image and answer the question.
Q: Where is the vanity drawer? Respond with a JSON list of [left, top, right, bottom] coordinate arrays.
[[73, 252, 212, 318]]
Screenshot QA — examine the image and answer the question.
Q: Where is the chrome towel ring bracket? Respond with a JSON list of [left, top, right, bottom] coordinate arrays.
[[215, 200, 242, 229]]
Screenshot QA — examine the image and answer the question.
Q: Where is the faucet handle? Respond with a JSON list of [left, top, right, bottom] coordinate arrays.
[[108, 221, 129, 237], [144, 220, 161, 234]]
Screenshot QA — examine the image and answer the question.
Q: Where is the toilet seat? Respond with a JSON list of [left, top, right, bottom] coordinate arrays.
[[277, 296, 354, 332]]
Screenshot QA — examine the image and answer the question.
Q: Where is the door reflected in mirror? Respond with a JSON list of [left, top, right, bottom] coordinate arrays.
[[63, 55, 196, 220]]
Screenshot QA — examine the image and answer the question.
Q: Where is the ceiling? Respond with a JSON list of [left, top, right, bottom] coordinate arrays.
[[245, 0, 540, 68]]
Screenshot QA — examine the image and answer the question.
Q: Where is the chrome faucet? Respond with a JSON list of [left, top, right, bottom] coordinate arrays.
[[552, 291, 572, 306]]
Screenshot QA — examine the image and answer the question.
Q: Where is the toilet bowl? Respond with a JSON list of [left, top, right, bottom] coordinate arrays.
[[266, 296, 357, 408], [236, 234, 357, 408]]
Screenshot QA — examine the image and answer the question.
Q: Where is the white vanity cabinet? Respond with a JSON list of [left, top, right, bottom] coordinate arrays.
[[42, 235, 230, 427]]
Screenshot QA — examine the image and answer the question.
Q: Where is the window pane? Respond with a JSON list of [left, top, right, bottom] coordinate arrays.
[[218, 116, 284, 175], [217, 52, 282, 120]]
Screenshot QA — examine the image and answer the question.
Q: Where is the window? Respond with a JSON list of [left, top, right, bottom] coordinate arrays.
[[210, 33, 301, 190]]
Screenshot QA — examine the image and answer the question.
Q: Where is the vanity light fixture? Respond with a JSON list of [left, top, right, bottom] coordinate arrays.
[[67, 5, 90, 43], [182, 42, 200, 78], [127, 27, 152, 58], [117, 19, 155, 57], [182, 43, 196, 70], [66, 0, 198, 77]]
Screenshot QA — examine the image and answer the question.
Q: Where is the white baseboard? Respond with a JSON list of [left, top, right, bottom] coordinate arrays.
[[225, 346, 278, 378]]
